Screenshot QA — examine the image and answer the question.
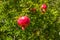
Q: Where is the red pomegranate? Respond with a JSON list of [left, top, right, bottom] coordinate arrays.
[[17, 16, 30, 30], [41, 4, 47, 13], [41, 4, 47, 10]]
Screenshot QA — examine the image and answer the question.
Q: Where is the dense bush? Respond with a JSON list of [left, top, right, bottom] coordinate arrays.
[[0, 0, 60, 40]]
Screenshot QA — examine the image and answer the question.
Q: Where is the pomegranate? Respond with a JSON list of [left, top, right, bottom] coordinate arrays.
[[41, 4, 47, 13], [30, 8, 36, 13], [17, 16, 30, 30], [41, 4, 47, 9]]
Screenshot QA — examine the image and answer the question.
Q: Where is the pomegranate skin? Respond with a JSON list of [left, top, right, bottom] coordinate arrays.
[[17, 16, 30, 30]]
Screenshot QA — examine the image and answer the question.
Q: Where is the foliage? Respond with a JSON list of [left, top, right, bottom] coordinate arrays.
[[0, 0, 60, 40]]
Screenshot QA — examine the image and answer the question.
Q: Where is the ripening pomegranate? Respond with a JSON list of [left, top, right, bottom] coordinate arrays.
[[41, 4, 47, 13], [30, 8, 36, 13], [17, 16, 30, 30]]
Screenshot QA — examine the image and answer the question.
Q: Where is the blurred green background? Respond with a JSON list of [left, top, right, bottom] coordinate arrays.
[[0, 0, 60, 40]]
